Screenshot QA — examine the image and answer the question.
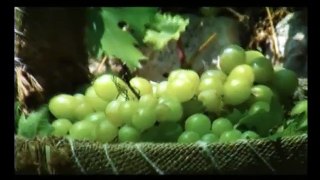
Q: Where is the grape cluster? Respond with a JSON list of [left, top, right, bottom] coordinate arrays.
[[48, 44, 299, 144]]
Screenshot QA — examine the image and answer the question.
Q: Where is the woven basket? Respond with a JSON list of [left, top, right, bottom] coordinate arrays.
[[14, 134, 307, 174]]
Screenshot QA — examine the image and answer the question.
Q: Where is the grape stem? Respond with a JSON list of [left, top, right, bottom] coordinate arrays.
[[176, 37, 187, 68], [119, 64, 141, 99], [183, 33, 217, 69], [94, 56, 108, 75]]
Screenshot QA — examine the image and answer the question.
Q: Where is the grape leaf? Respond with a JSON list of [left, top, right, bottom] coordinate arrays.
[[86, 8, 189, 70], [86, 8, 157, 70], [17, 105, 53, 139], [239, 97, 283, 137], [144, 13, 189, 50]]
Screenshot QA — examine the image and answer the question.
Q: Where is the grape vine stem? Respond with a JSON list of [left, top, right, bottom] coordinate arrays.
[[266, 7, 281, 64], [184, 32, 217, 69]]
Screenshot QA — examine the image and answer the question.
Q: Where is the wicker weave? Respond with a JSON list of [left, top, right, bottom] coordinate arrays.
[[14, 134, 307, 174]]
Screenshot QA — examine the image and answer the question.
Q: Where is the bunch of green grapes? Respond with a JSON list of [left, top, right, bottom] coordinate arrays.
[[47, 44, 300, 144]]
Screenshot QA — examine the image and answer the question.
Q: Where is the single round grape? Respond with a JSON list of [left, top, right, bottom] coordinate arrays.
[[130, 77, 153, 96], [228, 64, 255, 84], [74, 102, 95, 122], [84, 112, 106, 125], [223, 78, 252, 105], [156, 96, 183, 122], [139, 94, 158, 108], [85, 86, 109, 111], [241, 130, 260, 139], [167, 78, 196, 102], [198, 77, 223, 95], [69, 120, 97, 141], [211, 118, 233, 137], [168, 69, 200, 83], [219, 129, 242, 143], [96, 120, 118, 143], [249, 57, 274, 84], [185, 113, 211, 136], [118, 125, 140, 142], [119, 100, 139, 125], [198, 89, 223, 114], [93, 74, 120, 101], [245, 50, 264, 64], [249, 101, 270, 115], [272, 69, 298, 97], [219, 44, 246, 74], [201, 69, 227, 83], [51, 119, 73, 137], [178, 131, 200, 143], [132, 106, 156, 131], [201, 133, 219, 143], [250, 85, 274, 104], [105, 100, 124, 127], [49, 94, 77, 120]]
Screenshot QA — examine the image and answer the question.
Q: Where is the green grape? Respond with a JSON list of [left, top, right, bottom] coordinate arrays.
[[250, 85, 274, 104], [168, 69, 200, 101], [156, 81, 169, 97], [83, 112, 106, 125], [201, 133, 219, 143], [245, 50, 264, 64], [219, 44, 246, 74], [198, 89, 223, 114], [132, 106, 156, 131], [93, 74, 120, 101], [167, 78, 196, 102], [105, 100, 124, 127], [118, 125, 140, 142], [96, 120, 118, 143], [139, 94, 158, 108], [272, 69, 298, 97], [249, 57, 274, 84], [158, 122, 183, 142], [198, 77, 224, 95], [223, 78, 252, 105], [156, 96, 183, 122], [219, 129, 242, 143], [249, 101, 270, 115], [130, 77, 153, 96], [74, 102, 95, 122], [69, 120, 97, 141], [211, 117, 233, 137], [49, 94, 77, 120], [85, 86, 109, 112], [182, 99, 205, 119], [228, 64, 255, 84], [185, 113, 211, 136], [168, 69, 200, 85], [178, 131, 200, 143], [241, 130, 260, 139], [119, 100, 139, 125], [200, 69, 227, 83], [51, 119, 73, 137]]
